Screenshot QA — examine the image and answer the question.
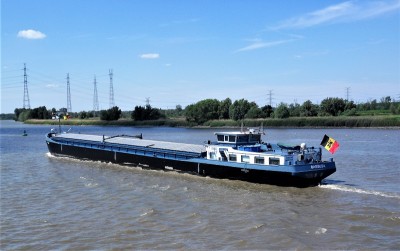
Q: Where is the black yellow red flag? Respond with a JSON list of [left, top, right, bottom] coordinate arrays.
[[320, 134, 339, 154]]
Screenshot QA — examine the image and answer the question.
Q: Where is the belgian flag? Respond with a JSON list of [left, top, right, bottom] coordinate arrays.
[[320, 134, 339, 154]]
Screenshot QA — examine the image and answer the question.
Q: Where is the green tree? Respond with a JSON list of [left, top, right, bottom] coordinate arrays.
[[245, 106, 264, 119], [100, 106, 121, 121], [163, 105, 184, 118], [229, 99, 252, 121], [319, 97, 346, 116], [18, 110, 32, 121], [390, 103, 400, 114], [100, 110, 109, 120], [14, 108, 30, 121], [274, 103, 290, 119], [174, 104, 183, 116], [370, 99, 377, 110], [342, 108, 357, 116], [132, 106, 145, 120], [261, 105, 274, 118], [14, 108, 25, 121], [185, 99, 220, 124], [380, 96, 391, 110], [289, 103, 301, 117], [184, 104, 196, 123], [79, 111, 88, 119], [218, 98, 232, 119], [131, 105, 163, 121], [108, 106, 122, 120], [344, 101, 356, 111], [0, 113, 15, 120], [300, 100, 318, 117]]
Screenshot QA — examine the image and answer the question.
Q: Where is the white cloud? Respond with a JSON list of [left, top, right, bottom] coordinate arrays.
[[271, 0, 400, 29], [235, 35, 303, 53], [235, 39, 295, 53], [139, 53, 160, 59], [17, 29, 46, 39]]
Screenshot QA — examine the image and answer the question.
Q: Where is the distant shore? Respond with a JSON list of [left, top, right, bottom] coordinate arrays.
[[24, 115, 400, 128]]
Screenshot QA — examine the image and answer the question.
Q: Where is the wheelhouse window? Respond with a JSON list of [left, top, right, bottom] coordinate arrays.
[[209, 152, 217, 160], [237, 135, 249, 143], [217, 134, 237, 143], [250, 134, 261, 143], [255, 156, 264, 164], [269, 157, 280, 165], [229, 154, 237, 162], [241, 155, 250, 163]]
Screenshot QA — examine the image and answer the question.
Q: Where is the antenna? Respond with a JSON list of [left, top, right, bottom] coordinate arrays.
[[23, 63, 31, 109], [67, 73, 72, 112], [109, 69, 115, 108], [93, 76, 99, 113]]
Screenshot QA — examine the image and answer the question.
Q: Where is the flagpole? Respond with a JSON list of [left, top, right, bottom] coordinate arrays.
[[58, 116, 61, 134]]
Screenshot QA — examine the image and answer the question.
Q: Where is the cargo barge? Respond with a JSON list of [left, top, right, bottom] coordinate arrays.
[[45, 128, 336, 187]]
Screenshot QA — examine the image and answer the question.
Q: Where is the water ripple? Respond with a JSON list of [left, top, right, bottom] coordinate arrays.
[[320, 184, 400, 199], [2, 125, 400, 250]]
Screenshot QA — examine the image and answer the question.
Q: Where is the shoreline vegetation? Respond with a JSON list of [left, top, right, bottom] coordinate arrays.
[[24, 115, 400, 128], [4, 96, 400, 128]]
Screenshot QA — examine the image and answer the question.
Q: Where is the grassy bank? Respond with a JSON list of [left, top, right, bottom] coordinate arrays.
[[25, 115, 400, 128], [205, 116, 400, 127]]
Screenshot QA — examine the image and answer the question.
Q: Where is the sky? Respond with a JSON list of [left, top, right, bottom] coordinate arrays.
[[1, 0, 400, 113]]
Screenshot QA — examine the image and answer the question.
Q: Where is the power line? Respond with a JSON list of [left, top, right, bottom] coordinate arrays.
[[23, 63, 31, 109]]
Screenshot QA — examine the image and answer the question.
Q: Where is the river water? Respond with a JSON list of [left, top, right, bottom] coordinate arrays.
[[1, 120, 399, 250]]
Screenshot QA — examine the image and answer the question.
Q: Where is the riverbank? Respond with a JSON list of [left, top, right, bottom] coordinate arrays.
[[24, 115, 400, 128]]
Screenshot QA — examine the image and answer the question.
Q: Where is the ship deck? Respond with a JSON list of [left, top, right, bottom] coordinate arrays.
[[51, 133, 206, 154]]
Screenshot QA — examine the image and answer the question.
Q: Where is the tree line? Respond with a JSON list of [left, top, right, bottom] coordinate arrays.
[[184, 96, 399, 124], [12, 105, 163, 122], [10, 96, 400, 124]]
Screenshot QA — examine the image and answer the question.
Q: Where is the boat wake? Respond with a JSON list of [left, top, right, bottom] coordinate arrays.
[[46, 152, 55, 158], [320, 184, 400, 199]]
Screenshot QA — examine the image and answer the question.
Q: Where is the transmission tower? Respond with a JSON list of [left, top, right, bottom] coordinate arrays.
[[267, 90, 273, 107], [66, 73, 72, 112], [23, 63, 31, 109], [93, 76, 99, 113], [145, 97, 150, 106], [109, 69, 115, 108], [345, 87, 350, 101]]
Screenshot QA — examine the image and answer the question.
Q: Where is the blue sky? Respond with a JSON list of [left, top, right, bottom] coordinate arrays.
[[1, 0, 399, 113]]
